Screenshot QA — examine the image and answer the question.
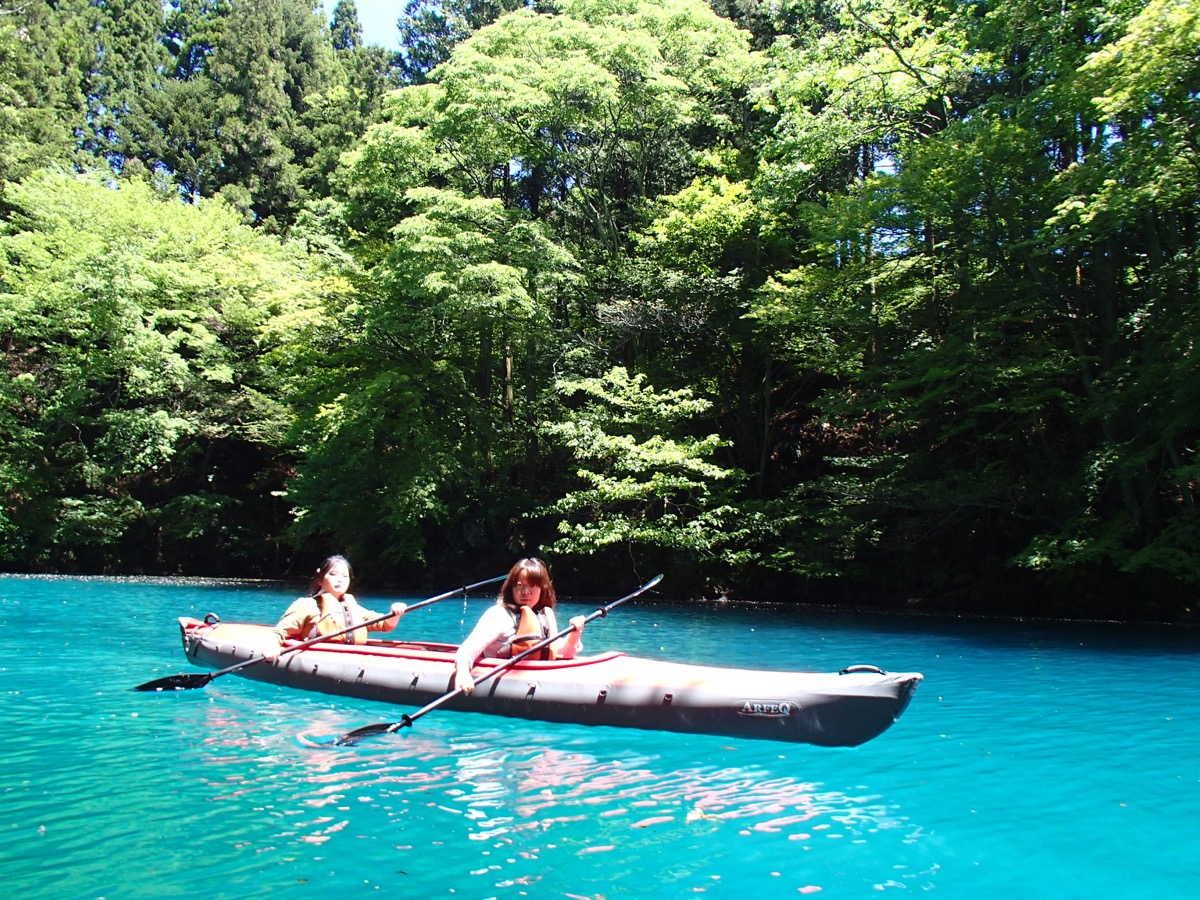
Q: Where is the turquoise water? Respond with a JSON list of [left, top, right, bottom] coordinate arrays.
[[2, 575, 1197, 898]]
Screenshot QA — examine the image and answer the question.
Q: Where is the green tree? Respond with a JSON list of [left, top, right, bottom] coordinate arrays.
[[204, 0, 303, 227], [300, 3, 406, 202], [140, 0, 395, 211], [397, 0, 527, 83], [126, 0, 231, 199], [315, 0, 763, 570], [0, 171, 335, 573], [542, 366, 743, 578], [79, 0, 170, 162], [0, 0, 92, 189], [742, 0, 1200, 613], [162, 0, 232, 78], [330, 0, 364, 50], [283, 183, 578, 566], [1016, 0, 1200, 589]]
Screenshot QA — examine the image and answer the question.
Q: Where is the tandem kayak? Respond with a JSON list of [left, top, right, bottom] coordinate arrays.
[[177, 617, 923, 748]]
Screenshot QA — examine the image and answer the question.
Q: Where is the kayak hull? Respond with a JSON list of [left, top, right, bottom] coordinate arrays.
[[178, 617, 922, 747]]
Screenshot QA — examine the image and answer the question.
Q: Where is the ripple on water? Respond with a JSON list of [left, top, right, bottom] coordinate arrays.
[[6, 575, 1200, 898]]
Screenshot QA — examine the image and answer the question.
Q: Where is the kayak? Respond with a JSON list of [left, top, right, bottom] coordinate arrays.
[[177, 617, 923, 747]]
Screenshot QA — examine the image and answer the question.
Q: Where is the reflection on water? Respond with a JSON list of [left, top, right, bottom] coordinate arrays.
[[251, 702, 920, 894], [162, 691, 924, 895]]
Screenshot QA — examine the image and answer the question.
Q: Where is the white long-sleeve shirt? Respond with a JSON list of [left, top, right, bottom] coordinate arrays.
[[454, 604, 582, 667]]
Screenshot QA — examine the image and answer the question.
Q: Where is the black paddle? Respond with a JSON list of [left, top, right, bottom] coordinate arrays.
[[333, 573, 664, 745], [132, 574, 508, 692]]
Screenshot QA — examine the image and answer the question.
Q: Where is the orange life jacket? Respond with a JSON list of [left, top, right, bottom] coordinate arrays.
[[510, 606, 556, 660], [313, 595, 368, 644]]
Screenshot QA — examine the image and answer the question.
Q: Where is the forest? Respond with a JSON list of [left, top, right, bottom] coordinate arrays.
[[1, 0, 1197, 621]]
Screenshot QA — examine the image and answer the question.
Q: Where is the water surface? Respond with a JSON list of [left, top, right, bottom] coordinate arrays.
[[2, 575, 1197, 897]]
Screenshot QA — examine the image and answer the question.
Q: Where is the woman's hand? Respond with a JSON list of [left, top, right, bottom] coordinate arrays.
[[455, 664, 475, 694], [390, 602, 407, 620], [555, 615, 587, 660]]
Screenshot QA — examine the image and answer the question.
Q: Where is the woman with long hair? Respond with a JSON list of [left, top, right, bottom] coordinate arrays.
[[264, 555, 406, 660], [453, 558, 585, 694]]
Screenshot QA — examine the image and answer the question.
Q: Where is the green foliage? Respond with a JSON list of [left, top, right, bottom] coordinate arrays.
[[1059, 0, 1200, 228], [397, 0, 528, 82], [82, 0, 171, 159], [280, 176, 579, 566], [0, 1, 91, 187], [0, 170, 330, 572], [637, 176, 758, 276], [2, 0, 1199, 616], [330, 0, 364, 51], [163, 0, 232, 79], [542, 366, 742, 559], [735, 0, 1200, 614], [402, 0, 761, 254]]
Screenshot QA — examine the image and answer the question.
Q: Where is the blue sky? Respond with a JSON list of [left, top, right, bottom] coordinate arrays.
[[322, 0, 403, 50]]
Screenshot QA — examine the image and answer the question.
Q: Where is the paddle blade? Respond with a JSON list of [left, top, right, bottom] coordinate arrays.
[[132, 672, 214, 692], [333, 719, 409, 746]]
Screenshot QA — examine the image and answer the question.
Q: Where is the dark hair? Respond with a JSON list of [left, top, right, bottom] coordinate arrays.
[[498, 558, 556, 611], [310, 555, 352, 597]]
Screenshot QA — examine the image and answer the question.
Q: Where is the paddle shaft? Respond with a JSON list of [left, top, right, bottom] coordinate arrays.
[[135, 573, 506, 691], [203, 610, 397, 681], [341, 573, 664, 741]]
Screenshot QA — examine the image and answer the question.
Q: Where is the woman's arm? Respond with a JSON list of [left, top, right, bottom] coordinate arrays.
[[454, 605, 512, 693], [546, 608, 585, 659], [354, 596, 407, 632], [265, 596, 319, 660]]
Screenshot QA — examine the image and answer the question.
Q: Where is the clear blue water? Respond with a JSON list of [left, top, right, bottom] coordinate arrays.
[[2, 575, 1198, 898]]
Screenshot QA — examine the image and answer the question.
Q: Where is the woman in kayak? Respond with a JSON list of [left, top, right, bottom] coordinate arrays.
[[453, 558, 586, 694], [263, 555, 406, 660]]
